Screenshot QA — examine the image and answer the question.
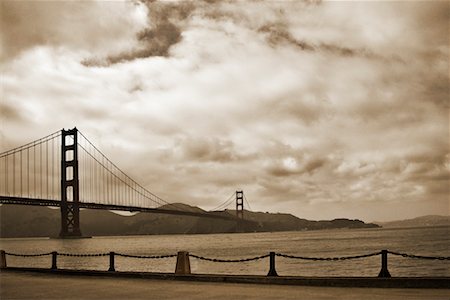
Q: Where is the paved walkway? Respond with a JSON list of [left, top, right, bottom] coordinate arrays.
[[1, 271, 449, 300]]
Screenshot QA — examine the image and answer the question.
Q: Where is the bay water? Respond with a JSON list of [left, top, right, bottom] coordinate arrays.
[[1, 226, 448, 277]]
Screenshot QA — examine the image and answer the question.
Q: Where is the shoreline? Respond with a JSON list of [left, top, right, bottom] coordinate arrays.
[[2, 225, 449, 239]]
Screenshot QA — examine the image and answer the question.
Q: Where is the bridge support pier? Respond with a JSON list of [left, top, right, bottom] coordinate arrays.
[[59, 128, 82, 238], [236, 190, 244, 219]]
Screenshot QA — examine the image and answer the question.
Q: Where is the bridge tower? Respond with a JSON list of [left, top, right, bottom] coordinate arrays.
[[236, 190, 244, 219], [59, 128, 82, 238]]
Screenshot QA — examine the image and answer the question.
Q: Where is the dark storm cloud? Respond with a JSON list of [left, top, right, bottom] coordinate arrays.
[[83, 1, 194, 66], [0, 1, 51, 60], [0, 1, 144, 62], [176, 137, 241, 163], [258, 23, 383, 60], [0, 102, 23, 122]]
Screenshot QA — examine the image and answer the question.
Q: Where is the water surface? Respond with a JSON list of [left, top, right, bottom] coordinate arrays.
[[1, 226, 448, 277]]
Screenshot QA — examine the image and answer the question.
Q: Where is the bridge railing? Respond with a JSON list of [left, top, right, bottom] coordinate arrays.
[[1, 249, 448, 278]]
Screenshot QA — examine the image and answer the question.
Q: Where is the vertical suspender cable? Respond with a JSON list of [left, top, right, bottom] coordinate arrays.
[[20, 150, 22, 196], [126, 174, 129, 206], [55, 137, 58, 200], [92, 144, 94, 202], [114, 166, 116, 204], [103, 157, 106, 204], [110, 163, 113, 204], [115, 166, 118, 205], [27, 148, 29, 197], [106, 160, 109, 204], [107, 162, 110, 203], [103, 155, 106, 204], [81, 141, 84, 202], [119, 169, 121, 205], [40, 142, 42, 198], [80, 142, 83, 202], [34, 144, 36, 197], [96, 149, 98, 203], [90, 143, 92, 201], [83, 141, 85, 202], [100, 156, 103, 203], [98, 154, 101, 203], [12, 153, 15, 195], [84, 142, 87, 202], [109, 162, 112, 204], [5, 155, 8, 195], [46, 140, 48, 198], [88, 142, 91, 201], [52, 137, 54, 199]]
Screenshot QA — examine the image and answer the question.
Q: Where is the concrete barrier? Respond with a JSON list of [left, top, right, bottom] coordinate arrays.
[[0, 250, 6, 269], [175, 251, 191, 275]]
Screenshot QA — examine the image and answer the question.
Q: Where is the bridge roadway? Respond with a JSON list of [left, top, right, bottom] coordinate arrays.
[[0, 196, 240, 221]]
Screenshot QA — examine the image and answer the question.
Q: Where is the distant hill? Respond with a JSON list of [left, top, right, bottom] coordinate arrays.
[[0, 204, 378, 238], [375, 215, 450, 228]]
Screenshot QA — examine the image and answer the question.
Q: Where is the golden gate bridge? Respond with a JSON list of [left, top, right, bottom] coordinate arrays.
[[0, 128, 252, 237]]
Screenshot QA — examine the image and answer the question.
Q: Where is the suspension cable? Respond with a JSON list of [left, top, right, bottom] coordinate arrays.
[[77, 132, 199, 213], [0, 130, 61, 158], [243, 193, 252, 211], [211, 192, 236, 211]]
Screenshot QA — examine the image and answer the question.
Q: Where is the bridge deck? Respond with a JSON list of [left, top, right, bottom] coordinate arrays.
[[0, 196, 238, 221]]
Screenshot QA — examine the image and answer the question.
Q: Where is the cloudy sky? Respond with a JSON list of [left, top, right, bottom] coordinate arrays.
[[1, 0, 448, 222]]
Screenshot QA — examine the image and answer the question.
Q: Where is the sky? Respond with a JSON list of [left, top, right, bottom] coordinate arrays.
[[0, 0, 448, 222]]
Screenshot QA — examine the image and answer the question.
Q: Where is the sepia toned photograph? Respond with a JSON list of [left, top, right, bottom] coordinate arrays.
[[0, 0, 449, 299]]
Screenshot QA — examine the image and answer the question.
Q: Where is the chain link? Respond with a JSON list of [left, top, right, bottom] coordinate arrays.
[[115, 253, 177, 259], [5, 252, 52, 257], [189, 254, 270, 263], [58, 253, 109, 257], [276, 251, 382, 261], [5, 250, 449, 261], [387, 251, 450, 260]]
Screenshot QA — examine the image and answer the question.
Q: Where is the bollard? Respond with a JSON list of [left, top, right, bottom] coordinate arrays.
[[51, 251, 58, 270], [378, 250, 391, 278], [175, 251, 191, 275], [108, 252, 115, 272], [267, 252, 278, 276], [0, 250, 6, 269]]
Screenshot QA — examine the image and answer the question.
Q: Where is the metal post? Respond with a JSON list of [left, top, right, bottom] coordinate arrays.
[[108, 251, 115, 272], [267, 252, 278, 276], [378, 250, 391, 278], [51, 251, 58, 270], [0, 250, 6, 269]]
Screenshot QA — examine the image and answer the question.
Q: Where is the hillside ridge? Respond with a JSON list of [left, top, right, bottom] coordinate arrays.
[[1, 204, 379, 238]]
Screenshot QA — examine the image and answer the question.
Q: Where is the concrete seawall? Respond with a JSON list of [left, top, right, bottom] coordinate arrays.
[[2, 267, 449, 289], [4, 270, 450, 300]]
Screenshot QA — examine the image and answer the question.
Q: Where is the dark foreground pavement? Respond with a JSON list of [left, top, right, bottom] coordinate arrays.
[[1, 271, 449, 300]]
